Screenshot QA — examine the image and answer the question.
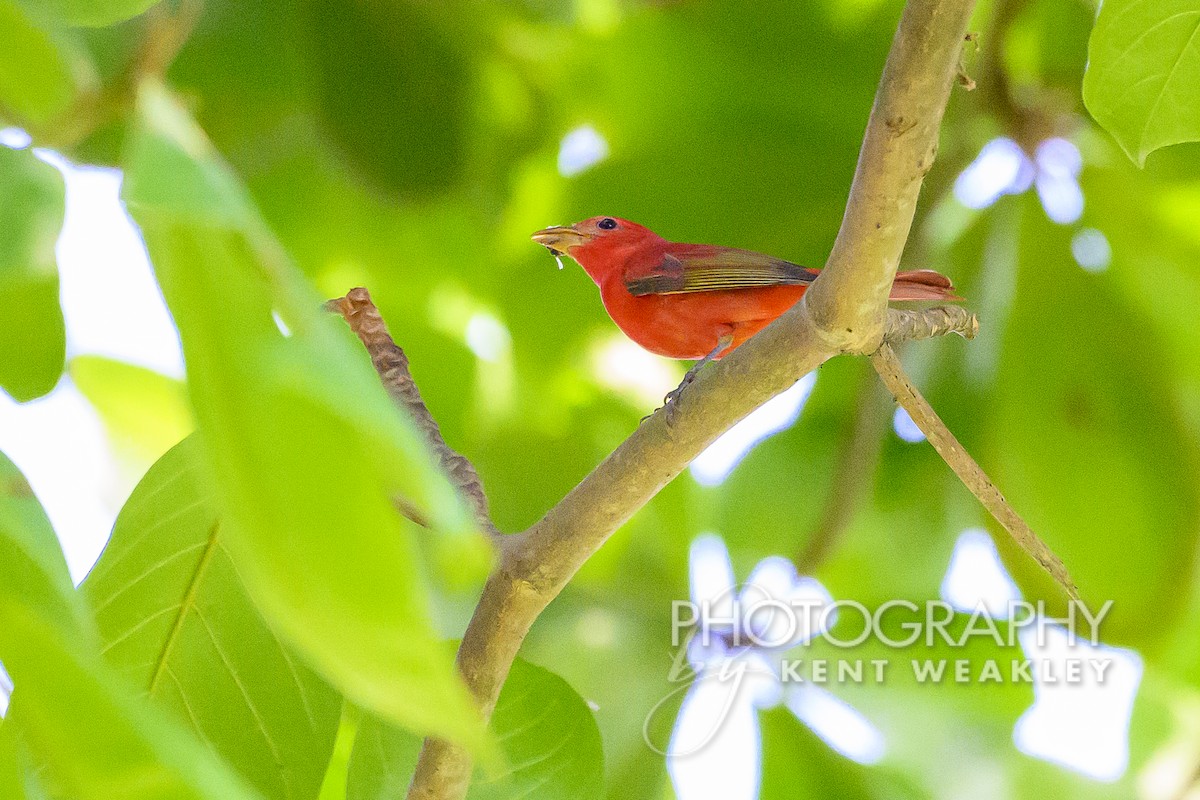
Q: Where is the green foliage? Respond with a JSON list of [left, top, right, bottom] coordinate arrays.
[[120, 83, 490, 753], [1084, 0, 1200, 165], [308, 0, 473, 198], [82, 437, 342, 800], [69, 355, 192, 466], [0, 145, 65, 402], [0, 451, 89, 640], [987, 196, 1200, 646], [0, 450, 260, 799], [30, 0, 163, 28], [759, 706, 920, 800], [347, 657, 604, 800], [0, 0, 80, 128], [0, 721, 47, 800], [2, 0, 1200, 796]]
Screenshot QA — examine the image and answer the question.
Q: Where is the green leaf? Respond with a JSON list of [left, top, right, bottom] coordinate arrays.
[[70, 355, 193, 467], [30, 0, 163, 28], [2, 610, 264, 800], [0, 144, 65, 402], [0, 450, 89, 638], [347, 657, 604, 800], [0, 1, 78, 127], [317, 707, 360, 800], [82, 437, 343, 800], [0, 449, 261, 800], [307, 0, 472, 198], [759, 705, 921, 800], [0, 722, 48, 800], [121, 83, 488, 752], [987, 196, 1200, 647], [1083, 0, 1200, 165]]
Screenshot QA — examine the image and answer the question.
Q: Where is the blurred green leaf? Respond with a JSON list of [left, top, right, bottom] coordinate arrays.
[[0, 1, 78, 127], [347, 656, 604, 800], [317, 707, 359, 800], [516, 588, 686, 800], [0, 144, 65, 402], [1083, 0, 1200, 166], [0, 448, 261, 800], [121, 82, 489, 752], [0, 722, 48, 800], [760, 705, 922, 800], [307, 0, 473, 198], [70, 355, 193, 467], [2, 611, 264, 800], [0, 449, 90, 644], [986, 196, 1200, 647], [82, 437, 343, 800], [31, 0, 162, 28]]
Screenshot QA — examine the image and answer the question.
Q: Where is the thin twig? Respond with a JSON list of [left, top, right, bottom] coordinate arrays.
[[325, 288, 501, 541], [869, 344, 1079, 599], [32, 0, 203, 150], [798, 307, 981, 572]]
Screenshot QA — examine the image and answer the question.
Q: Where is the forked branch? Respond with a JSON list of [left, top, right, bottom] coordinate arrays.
[[869, 344, 1079, 598], [328, 0, 1085, 795]]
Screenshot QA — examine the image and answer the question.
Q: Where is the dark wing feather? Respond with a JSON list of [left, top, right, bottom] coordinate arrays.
[[625, 248, 818, 296]]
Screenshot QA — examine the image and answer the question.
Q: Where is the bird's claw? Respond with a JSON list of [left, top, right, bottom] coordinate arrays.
[[657, 377, 694, 427], [664, 398, 680, 427]]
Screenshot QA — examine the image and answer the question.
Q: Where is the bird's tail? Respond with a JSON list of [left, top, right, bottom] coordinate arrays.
[[888, 269, 962, 302]]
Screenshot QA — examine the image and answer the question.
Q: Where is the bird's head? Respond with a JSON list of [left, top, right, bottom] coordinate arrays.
[[531, 216, 663, 283]]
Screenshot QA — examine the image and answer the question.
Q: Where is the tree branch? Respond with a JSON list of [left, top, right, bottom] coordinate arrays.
[[869, 344, 1079, 599], [404, 0, 978, 796], [29, 0, 202, 150], [797, 305, 978, 572], [325, 288, 500, 541], [806, 0, 978, 352]]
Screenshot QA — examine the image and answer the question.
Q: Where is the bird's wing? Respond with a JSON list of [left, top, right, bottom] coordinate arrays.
[[624, 245, 818, 296]]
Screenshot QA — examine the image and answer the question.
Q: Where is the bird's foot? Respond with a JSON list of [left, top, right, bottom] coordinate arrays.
[[647, 337, 730, 426], [659, 375, 695, 427]]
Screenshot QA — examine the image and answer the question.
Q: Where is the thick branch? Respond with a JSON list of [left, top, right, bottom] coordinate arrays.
[[806, 0, 978, 351], [410, 304, 835, 799], [326, 288, 500, 540], [405, 0, 977, 796], [869, 344, 1079, 599]]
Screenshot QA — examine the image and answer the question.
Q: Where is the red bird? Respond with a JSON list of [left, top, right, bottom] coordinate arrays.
[[532, 216, 959, 409]]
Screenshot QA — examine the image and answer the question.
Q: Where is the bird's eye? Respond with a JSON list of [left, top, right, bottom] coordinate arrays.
[[598, 217, 618, 230]]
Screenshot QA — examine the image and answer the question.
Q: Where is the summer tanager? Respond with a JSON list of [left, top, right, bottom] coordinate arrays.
[[532, 216, 959, 407]]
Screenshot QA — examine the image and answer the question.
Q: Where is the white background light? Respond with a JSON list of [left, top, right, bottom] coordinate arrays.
[[558, 124, 610, 177], [0, 147, 182, 585], [1071, 228, 1112, 273], [690, 373, 816, 486]]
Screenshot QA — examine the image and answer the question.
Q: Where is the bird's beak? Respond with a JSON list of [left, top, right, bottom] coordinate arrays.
[[531, 225, 592, 256]]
